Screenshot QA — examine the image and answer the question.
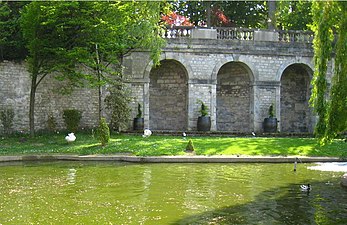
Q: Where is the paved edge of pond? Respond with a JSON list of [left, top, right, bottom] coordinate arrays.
[[0, 155, 346, 163]]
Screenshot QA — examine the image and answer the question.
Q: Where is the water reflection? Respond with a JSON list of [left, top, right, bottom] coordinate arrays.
[[0, 162, 346, 224], [67, 168, 76, 184]]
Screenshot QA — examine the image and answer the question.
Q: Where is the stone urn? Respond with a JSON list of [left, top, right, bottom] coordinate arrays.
[[197, 116, 211, 131], [133, 117, 144, 130], [133, 103, 144, 130], [263, 104, 278, 133], [197, 100, 211, 131], [263, 117, 278, 133]]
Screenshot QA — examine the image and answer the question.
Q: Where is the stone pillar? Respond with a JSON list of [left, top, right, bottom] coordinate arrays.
[[143, 81, 150, 129]]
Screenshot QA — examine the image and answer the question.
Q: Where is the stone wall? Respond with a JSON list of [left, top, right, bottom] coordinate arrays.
[[1, 32, 334, 134], [0, 61, 101, 134], [123, 37, 332, 133], [216, 62, 251, 132], [280, 65, 312, 132], [149, 60, 187, 131]]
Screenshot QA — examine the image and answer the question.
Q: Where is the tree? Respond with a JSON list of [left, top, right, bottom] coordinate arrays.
[[276, 0, 313, 30], [172, 1, 268, 28], [0, 1, 28, 61], [310, 1, 347, 144], [20, 1, 166, 137]]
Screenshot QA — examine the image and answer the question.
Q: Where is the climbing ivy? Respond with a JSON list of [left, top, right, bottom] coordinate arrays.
[[310, 1, 347, 144]]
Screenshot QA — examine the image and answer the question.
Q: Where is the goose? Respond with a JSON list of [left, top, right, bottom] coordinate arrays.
[[65, 133, 76, 143], [142, 129, 152, 138], [300, 184, 311, 191]]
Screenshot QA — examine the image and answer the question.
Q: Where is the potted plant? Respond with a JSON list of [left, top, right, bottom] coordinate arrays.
[[133, 103, 144, 130], [197, 100, 211, 131], [263, 104, 278, 133]]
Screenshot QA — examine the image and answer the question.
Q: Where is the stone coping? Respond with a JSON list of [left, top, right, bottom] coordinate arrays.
[[0, 155, 345, 163]]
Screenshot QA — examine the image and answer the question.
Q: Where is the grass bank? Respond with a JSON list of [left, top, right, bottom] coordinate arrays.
[[0, 133, 346, 158]]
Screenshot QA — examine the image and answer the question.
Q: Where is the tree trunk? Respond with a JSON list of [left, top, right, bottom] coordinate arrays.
[[268, 0, 276, 30], [29, 74, 37, 137]]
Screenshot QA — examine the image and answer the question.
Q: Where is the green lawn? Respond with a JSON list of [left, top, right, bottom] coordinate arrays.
[[0, 133, 346, 158]]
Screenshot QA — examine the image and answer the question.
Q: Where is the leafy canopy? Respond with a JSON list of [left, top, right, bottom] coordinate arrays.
[[310, 1, 347, 144]]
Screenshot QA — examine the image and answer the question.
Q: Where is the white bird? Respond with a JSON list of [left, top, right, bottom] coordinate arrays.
[[300, 184, 311, 191], [65, 133, 76, 143], [182, 132, 187, 137], [252, 132, 256, 137], [142, 129, 152, 138]]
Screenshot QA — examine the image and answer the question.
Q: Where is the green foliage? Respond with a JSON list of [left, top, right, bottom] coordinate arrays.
[[104, 83, 131, 132], [62, 109, 82, 132], [0, 1, 28, 61], [0, 108, 14, 135], [197, 100, 209, 117], [96, 117, 110, 147], [172, 1, 268, 28], [19, 1, 167, 136], [46, 113, 57, 133], [276, 0, 313, 30], [185, 139, 195, 152], [310, 1, 347, 144], [136, 103, 143, 119], [268, 104, 275, 118]]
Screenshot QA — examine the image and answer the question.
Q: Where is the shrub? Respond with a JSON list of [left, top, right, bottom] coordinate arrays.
[[97, 117, 110, 146], [136, 103, 143, 118], [197, 100, 209, 117], [185, 139, 195, 152], [104, 85, 131, 132], [47, 113, 57, 132], [0, 108, 14, 135], [63, 109, 82, 132], [268, 104, 275, 118]]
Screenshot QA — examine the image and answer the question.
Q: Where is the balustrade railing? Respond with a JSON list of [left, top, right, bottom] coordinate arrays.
[[216, 27, 254, 40], [162, 26, 193, 38], [278, 30, 314, 43], [163, 26, 314, 43]]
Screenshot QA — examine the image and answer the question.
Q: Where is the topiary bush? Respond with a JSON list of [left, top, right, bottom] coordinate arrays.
[[185, 139, 195, 153], [0, 108, 14, 135], [63, 109, 82, 132], [97, 117, 110, 147]]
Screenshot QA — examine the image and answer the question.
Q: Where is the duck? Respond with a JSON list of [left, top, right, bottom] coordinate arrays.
[[142, 129, 152, 138], [300, 184, 311, 191], [65, 133, 76, 143]]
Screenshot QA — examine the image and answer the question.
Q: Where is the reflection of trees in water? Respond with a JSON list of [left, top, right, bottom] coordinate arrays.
[[175, 180, 347, 225]]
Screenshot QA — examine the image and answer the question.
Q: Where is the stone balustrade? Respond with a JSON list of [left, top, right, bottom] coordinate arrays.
[[164, 26, 314, 43]]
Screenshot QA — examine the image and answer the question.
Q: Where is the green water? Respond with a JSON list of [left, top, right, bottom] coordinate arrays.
[[0, 161, 346, 225]]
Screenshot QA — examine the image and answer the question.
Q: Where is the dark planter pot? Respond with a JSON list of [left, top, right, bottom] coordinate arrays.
[[133, 118, 144, 131], [263, 117, 278, 133], [197, 116, 211, 131]]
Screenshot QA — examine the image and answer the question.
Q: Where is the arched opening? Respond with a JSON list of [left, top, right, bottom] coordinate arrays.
[[280, 64, 312, 132], [149, 60, 188, 131], [216, 62, 253, 132]]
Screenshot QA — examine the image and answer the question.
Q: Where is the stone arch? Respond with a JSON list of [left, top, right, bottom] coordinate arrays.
[[280, 63, 313, 133], [149, 59, 188, 131], [216, 61, 254, 132], [144, 52, 193, 81], [212, 56, 258, 82]]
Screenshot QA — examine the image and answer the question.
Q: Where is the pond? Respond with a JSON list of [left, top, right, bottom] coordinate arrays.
[[0, 161, 346, 224]]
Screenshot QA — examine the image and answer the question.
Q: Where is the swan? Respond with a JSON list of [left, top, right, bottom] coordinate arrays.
[[65, 133, 76, 143], [300, 184, 311, 191], [142, 129, 152, 138]]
